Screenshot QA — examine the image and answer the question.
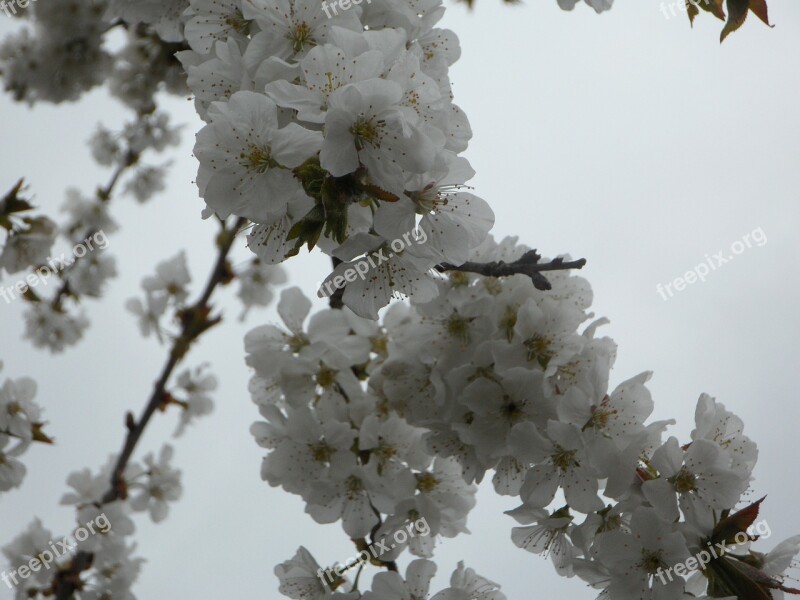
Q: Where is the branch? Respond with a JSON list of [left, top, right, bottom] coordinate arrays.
[[51, 216, 246, 600], [104, 216, 244, 502], [367, 506, 398, 573], [50, 150, 140, 311], [97, 150, 139, 203], [329, 256, 345, 309], [436, 250, 587, 291]]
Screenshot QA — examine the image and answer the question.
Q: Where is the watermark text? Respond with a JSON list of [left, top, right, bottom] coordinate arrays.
[[656, 227, 766, 301]]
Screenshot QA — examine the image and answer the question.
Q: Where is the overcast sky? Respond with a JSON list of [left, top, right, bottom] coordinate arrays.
[[1, 1, 799, 598]]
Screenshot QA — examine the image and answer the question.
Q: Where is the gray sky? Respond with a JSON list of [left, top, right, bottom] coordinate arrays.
[[1, 1, 800, 598]]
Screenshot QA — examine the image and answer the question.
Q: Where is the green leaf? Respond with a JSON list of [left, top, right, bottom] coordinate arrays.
[[287, 203, 326, 252], [293, 157, 327, 200], [320, 178, 351, 245]]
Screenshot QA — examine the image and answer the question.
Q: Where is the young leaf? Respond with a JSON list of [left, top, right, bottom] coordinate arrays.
[[711, 496, 766, 545], [686, 0, 773, 42]]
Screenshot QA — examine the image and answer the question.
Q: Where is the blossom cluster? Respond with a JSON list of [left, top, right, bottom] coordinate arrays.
[[0, 112, 183, 354], [0, 0, 188, 112], [19, 184, 116, 350], [0, 0, 111, 105], [1, 337, 212, 599], [1, 377, 206, 599], [126, 250, 193, 342], [125, 247, 287, 344], [0, 364, 46, 494], [89, 113, 182, 203], [180, 0, 497, 318], [247, 235, 799, 599], [1, 446, 179, 600], [245, 282, 498, 597], [2, 0, 797, 599]]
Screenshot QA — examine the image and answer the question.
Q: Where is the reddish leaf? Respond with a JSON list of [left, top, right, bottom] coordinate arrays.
[[749, 0, 773, 26], [722, 0, 751, 42], [712, 496, 765, 544], [700, 0, 727, 20], [686, 0, 773, 41], [687, 0, 700, 26]]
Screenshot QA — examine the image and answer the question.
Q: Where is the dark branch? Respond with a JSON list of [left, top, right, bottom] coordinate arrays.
[[103, 216, 245, 504], [51, 217, 246, 600], [329, 256, 345, 309], [436, 249, 587, 291]]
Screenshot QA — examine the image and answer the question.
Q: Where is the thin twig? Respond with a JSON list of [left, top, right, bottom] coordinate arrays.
[[104, 216, 245, 502], [437, 249, 587, 290], [51, 217, 246, 600], [50, 151, 140, 311]]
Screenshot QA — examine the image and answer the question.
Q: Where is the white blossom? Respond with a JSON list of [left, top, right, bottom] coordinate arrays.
[[141, 250, 192, 303], [128, 445, 182, 523], [23, 304, 90, 353]]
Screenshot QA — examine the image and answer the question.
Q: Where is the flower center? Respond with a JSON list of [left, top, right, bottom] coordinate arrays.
[[370, 335, 388, 356], [374, 440, 398, 463], [351, 117, 383, 151], [445, 313, 472, 345], [289, 21, 315, 54], [552, 447, 577, 471], [310, 441, 334, 463], [502, 396, 525, 424], [225, 11, 252, 35], [448, 271, 470, 287], [500, 305, 518, 341], [316, 365, 337, 389], [408, 183, 440, 212], [287, 333, 309, 353], [416, 473, 439, 493], [524, 334, 553, 368], [240, 145, 275, 174], [345, 475, 364, 495], [587, 400, 618, 430], [670, 468, 697, 493], [640, 549, 666, 575]]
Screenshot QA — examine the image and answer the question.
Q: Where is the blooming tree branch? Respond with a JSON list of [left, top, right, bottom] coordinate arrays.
[[48, 149, 138, 313], [0, 1, 793, 600], [0, 112, 182, 353], [104, 216, 246, 504], [49, 217, 245, 599]]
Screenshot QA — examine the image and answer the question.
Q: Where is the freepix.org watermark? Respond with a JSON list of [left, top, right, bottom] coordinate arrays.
[[1, 513, 112, 589], [656, 227, 766, 301], [318, 226, 428, 298], [655, 519, 772, 585], [321, 0, 370, 19], [0, 230, 110, 304], [0, 0, 38, 17], [317, 516, 430, 584]]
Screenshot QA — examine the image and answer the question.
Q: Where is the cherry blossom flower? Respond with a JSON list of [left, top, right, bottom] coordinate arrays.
[[195, 90, 322, 221]]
